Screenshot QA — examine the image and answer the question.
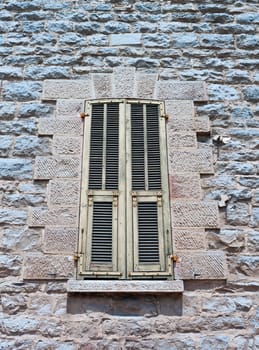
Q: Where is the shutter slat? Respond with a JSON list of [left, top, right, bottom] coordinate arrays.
[[91, 202, 113, 264], [138, 202, 160, 264]]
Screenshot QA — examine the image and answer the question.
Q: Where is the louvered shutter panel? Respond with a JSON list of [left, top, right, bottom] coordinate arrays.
[[130, 103, 168, 275], [83, 102, 121, 277], [79, 100, 171, 279]]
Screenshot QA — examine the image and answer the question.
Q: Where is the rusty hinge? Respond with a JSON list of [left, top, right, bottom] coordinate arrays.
[[80, 112, 89, 119], [161, 113, 169, 120]]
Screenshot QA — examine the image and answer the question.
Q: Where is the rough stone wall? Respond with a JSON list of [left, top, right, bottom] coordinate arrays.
[[0, 0, 258, 349]]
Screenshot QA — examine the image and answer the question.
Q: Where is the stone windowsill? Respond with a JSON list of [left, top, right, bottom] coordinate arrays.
[[67, 279, 184, 293]]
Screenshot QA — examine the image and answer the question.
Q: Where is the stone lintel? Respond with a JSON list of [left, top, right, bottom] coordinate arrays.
[[67, 279, 184, 293]]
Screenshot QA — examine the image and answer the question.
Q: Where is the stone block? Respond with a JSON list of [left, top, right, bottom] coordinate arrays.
[[168, 132, 197, 148], [0, 119, 37, 135], [2, 193, 46, 208], [0, 316, 39, 335], [172, 33, 198, 48], [200, 34, 234, 48], [0, 66, 23, 79], [169, 173, 201, 199], [112, 67, 135, 98], [171, 201, 219, 228], [25, 66, 70, 80], [104, 21, 130, 34], [169, 149, 214, 174], [0, 136, 13, 156], [242, 86, 259, 102], [1, 294, 27, 315], [156, 81, 208, 101], [196, 116, 210, 133], [165, 100, 195, 131], [173, 229, 206, 250], [209, 84, 240, 101], [226, 203, 249, 226], [174, 251, 227, 279], [0, 102, 17, 118], [3, 81, 42, 101], [0, 209, 27, 225], [42, 79, 93, 100], [0, 255, 22, 277], [143, 34, 171, 48], [53, 136, 82, 155], [235, 255, 259, 277], [43, 227, 77, 253], [14, 136, 52, 157], [34, 156, 80, 179], [1, 228, 41, 252], [67, 279, 184, 293], [92, 73, 113, 98], [23, 255, 74, 280], [56, 99, 84, 117], [48, 180, 80, 205], [110, 34, 141, 46], [19, 102, 54, 118], [28, 207, 78, 227], [39, 117, 83, 136], [136, 73, 157, 99]]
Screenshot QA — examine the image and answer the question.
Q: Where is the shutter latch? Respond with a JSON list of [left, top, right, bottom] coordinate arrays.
[[157, 192, 163, 207], [113, 192, 118, 207], [132, 192, 137, 207]]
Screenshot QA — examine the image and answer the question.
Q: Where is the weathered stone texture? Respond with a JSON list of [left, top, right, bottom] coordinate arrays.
[[23, 255, 74, 280], [174, 251, 227, 279], [169, 173, 201, 199], [42, 79, 93, 100], [173, 229, 206, 250], [43, 227, 77, 253], [39, 118, 83, 136], [53, 136, 82, 155], [48, 180, 80, 206], [172, 201, 219, 228], [34, 156, 80, 179], [169, 149, 214, 174], [28, 207, 78, 227], [0, 0, 258, 346]]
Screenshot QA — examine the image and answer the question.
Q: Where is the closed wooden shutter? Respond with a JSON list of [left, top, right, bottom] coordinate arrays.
[[78, 99, 171, 279]]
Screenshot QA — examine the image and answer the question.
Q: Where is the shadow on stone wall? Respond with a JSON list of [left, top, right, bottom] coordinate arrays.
[[67, 293, 182, 316]]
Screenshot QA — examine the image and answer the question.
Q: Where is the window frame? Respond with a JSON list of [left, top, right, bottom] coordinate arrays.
[[77, 99, 172, 280]]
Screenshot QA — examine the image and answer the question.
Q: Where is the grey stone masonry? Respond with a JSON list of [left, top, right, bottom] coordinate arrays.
[[1, 0, 259, 346]]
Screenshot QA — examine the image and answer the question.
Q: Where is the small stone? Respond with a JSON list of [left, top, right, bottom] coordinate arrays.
[[0, 136, 13, 157], [25, 66, 70, 80], [143, 34, 170, 48], [110, 34, 141, 46], [0, 119, 37, 135], [1, 294, 27, 315], [14, 136, 52, 157], [19, 103, 54, 118], [0, 255, 22, 277], [0, 103, 17, 119], [242, 86, 259, 102], [1, 228, 41, 252], [209, 84, 240, 101], [0, 158, 32, 180], [3, 82, 42, 101], [0, 66, 23, 79], [226, 203, 249, 226]]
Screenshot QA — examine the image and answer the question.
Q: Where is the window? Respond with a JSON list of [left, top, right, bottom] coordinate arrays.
[[77, 99, 172, 279]]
